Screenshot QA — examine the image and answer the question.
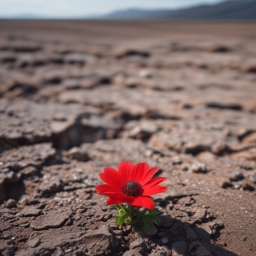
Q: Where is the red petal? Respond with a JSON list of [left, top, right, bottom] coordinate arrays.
[[132, 163, 149, 183], [118, 161, 133, 182], [141, 167, 160, 185], [131, 196, 154, 210], [106, 197, 128, 205], [143, 177, 166, 190], [96, 184, 122, 195], [142, 185, 168, 196], [99, 167, 122, 187], [106, 193, 134, 205]]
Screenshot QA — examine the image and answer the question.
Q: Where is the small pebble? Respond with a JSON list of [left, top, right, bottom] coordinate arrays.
[[145, 150, 153, 157], [75, 168, 83, 173], [219, 181, 232, 189], [241, 182, 255, 191], [182, 165, 189, 171], [139, 70, 152, 78], [6, 199, 17, 208], [20, 223, 30, 228], [28, 238, 40, 248], [148, 225, 158, 236], [234, 183, 242, 189], [230, 172, 244, 182], [172, 156, 182, 165], [191, 163, 207, 173], [130, 238, 147, 252], [162, 237, 169, 244]]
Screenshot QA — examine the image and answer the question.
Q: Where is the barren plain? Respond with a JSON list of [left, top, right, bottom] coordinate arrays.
[[0, 20, 256, 256]]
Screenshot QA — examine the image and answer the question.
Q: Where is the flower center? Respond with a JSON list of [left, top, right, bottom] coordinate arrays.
[[122, 181, 141, 197]]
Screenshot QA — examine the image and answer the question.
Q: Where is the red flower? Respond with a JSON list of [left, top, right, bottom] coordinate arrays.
[[96, 162, 167, 210]]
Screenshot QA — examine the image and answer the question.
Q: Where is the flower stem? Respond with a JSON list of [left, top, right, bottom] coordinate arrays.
[[128, 204, 134, 224]]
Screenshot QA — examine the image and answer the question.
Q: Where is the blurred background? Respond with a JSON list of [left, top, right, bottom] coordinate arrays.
[[0, 0, 256, 150], [0, 0, 256, 149]]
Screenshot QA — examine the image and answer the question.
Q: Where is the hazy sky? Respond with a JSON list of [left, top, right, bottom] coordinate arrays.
[[0, 0, 223, 18]]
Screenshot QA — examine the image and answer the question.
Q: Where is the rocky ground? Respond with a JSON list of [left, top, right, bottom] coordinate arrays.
[[0, 20, 256, 256]]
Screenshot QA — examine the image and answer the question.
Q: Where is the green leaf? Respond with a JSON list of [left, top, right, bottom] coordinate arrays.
[[143, 215, 152, 226], [140, 222, 150, 234], [114, 204, 132, 225], [145, 208, 160, 215], [115, 212, 130, 225], [119, 208, 126, 215], [120, 205, 130, 213], [114, 204, 122, 210], [147, 214, 161, 226], [139, 215, 152, 234], [142, 208, 161, 226], [114, 204, 131, 217]]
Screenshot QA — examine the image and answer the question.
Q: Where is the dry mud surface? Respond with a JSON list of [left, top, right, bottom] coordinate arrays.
[[0, 20, 256, 256]]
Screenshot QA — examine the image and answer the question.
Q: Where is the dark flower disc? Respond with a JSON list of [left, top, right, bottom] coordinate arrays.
[[122, 181, 141, 196]]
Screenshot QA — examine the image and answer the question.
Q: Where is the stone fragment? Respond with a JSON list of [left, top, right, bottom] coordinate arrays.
[[188, 241, 203, 251], [203, 221, 224, 235], [149, 245, 171, 256], [161, 237, 169, 244], [169, 222, 185, 236], [31, 211, 69, 230], [159, 215, 174, 228], [172, 241, 187, 256], [195, 246, 213, 256], [20, 207, 41, 217], [0, 171, 20, 202], [178, 197, 195, 206], [139, 70, 152, 78], [39, 177, 63, 194], [0, 143, 56, 171], [191, 163, 207, 173], [63, 147, 90, 161], [193, 209, 206, 223], [27, 238, 40, 248], [211, 142, 230, 155], [148, 130, 238, 155], [172, 156, 183, 165], [229, 171, 244, 181], [218, 180, 233, 189], [78, 225, 119, 255], [185, 227, 198, 241], [113, 48, 150, 58], [6, 199, 17, 208], [123, 250, 142, 256], [148, 225, 158, 236], [130, 238, 147, 253], [73, 250, 86, 256], [20, 166, 37, 176], [241, 182, 255, 191]]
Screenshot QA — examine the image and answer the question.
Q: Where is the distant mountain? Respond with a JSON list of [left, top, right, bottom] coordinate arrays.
[[2, 0, 255, 20], [100, 0, 256, 20]]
